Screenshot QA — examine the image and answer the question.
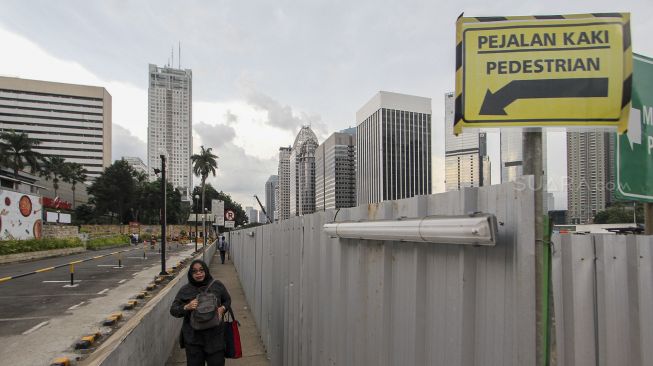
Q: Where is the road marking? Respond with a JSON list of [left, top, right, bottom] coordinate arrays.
[[43, 280, 81, 283], [0, 316, 50, 322], [97, 264, 120, 267], [97, 288, 110, 295], [68, 301, 85, 310], [128, 256, 146, 259], [63, 284, 79, 288], [118, 279, 127, 284], [22, 321, 49, 335]]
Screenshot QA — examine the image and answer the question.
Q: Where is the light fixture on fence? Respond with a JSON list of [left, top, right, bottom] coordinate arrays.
[[323, 213, 498, 246]]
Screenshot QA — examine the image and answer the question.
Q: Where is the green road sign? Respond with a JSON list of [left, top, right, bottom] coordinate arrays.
[[616, 53, 653, 202]]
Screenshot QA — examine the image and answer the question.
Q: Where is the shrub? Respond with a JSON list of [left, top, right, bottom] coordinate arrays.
[[87, 235, 130, 250], [0, 238, 84, 255]]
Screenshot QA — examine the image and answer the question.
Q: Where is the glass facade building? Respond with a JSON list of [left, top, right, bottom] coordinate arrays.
[[276, 147, 292, 221], [315, 131, 356, 211], [265, 175, 278, 222], [289, 126, 319, 217], [356, 91, 432, 204]]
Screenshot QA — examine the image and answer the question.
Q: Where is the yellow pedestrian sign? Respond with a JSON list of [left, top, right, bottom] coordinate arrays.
[[454, 13, 632, 134]]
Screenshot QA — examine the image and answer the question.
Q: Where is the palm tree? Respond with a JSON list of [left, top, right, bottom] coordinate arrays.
[[191, 146, 218, 253], [40, 156, 67, 198], [0, 131, 43, 179], [62, 162, 88, 209]]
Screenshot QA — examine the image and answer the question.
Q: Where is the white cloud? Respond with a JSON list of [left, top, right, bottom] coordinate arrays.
[[112, 124, 147, 162]]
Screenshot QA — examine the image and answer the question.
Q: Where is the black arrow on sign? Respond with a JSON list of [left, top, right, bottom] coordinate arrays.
[[479, 78, 609, 115]]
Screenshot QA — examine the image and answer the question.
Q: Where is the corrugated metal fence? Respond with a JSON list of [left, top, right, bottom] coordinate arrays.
[[551, 233, 653, 366], [229, 179, 536, 366]]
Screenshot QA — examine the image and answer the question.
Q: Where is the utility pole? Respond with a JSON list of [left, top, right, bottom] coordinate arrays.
[[159, 154, 167, 276]]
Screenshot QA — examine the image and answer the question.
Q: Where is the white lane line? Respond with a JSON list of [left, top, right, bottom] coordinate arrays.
[[97, 288, 110, 295], [128, 256, 146, 259], [63, 284, 79, 288], [21, 321, 49, 335], [97, 264, 120, 267], [43, 280, 81, 283], [68, 301, 85, 310], [118, 279, 127, 284], [0, 316, 50, 322]]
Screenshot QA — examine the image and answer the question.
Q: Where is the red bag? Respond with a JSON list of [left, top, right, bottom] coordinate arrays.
[[224, 307, 242, 358]]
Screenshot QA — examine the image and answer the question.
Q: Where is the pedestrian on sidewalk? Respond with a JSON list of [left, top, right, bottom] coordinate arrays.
[[170, 259, 232, 366], [218, 235, 229, 264]]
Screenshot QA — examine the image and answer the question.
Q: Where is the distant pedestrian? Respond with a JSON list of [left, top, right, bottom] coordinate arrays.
[[218, 235, 229, 264], [170, 259, 231, 366]]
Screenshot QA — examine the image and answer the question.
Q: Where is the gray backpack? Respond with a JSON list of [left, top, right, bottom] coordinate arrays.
[[190, 280, 221, 330]]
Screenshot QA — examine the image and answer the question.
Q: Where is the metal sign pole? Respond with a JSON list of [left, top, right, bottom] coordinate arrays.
[[160, 154, 167, 276]]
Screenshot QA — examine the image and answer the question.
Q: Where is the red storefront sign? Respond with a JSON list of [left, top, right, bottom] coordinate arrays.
[[42, 197, 72, 210]]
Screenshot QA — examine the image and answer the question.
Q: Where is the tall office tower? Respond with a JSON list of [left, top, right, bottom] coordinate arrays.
[[276, 146, 292, 221], [444, 92, 491, 191], [123, 156, 148, 176], [0, 76, 112, 179], [147, 64, 192, 198], [500, 129, 523, 183], [264, 175, 278, 222], [315, 130, 356, 211], [245, 206, 259, 224], [289, 126, 319, 216], [356, 91, 432, 204], [566, 131, 615, 224]]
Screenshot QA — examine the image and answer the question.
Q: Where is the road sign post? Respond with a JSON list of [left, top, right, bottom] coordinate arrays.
[[616, 53, 653, 233]]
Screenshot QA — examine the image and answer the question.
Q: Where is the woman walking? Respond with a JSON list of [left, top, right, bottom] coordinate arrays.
[[170, 259, 231, 366]]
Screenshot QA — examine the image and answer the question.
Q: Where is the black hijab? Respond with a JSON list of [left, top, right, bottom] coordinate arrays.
[[187, 259, 213, 287]]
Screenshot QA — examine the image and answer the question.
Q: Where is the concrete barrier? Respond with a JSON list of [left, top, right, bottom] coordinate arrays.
[[0, 247, 86, 264], [80, 242, 217, 366]]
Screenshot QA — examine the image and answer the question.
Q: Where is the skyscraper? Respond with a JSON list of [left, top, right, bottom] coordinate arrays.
[[123, 156, 148, 176], [147, 64, 192, 198], [315, 130, 356, 211], [500, 129, 524, 183], [245, 206, 259, 224], [356, 91, 432, 204], [0, 76, 112, 179], [276, 146, 292, 221], [444, 92, 491, 191], [567, 131, 615, 224], [289, 126, 319, 217], [265, 175, 278, 222]]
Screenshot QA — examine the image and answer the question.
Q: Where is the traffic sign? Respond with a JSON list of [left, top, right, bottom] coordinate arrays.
[[224, 221, 235, 228], [454, 13, 632, 134], [616, 53, 653, 202], [225, 210, 235, 221]]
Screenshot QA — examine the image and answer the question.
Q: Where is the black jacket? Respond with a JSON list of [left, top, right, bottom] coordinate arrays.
[[170, 261, 231, 353]]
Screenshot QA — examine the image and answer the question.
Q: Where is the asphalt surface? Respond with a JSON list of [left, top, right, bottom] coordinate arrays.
[[0, 242, 188, 337]]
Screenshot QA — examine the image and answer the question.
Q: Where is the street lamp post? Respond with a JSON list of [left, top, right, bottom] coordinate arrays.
[[203, 208, 208, 262], [194, 194, 199, 252], [159, 154, 167, 276]]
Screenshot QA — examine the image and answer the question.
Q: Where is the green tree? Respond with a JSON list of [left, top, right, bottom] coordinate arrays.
[[191, 146, 218, 235], [593, 202, 644, 224], [0, 131, 43, 178], [62, 162, 88, 209], [134, 179, 185, 225], [74, 204, 96, 224], [88, 159, 137, 224], [40, 156, 67, 198], [192, 183, 248, 228]]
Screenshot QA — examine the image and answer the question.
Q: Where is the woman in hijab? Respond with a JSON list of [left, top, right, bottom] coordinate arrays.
[[170, 259, 231, 366]]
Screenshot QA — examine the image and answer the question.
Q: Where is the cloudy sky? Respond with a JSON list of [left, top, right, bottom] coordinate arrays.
[[1, 1, 652, 209]]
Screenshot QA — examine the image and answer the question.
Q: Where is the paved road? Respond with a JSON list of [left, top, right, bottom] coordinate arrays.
[[0, 242, 188, 337]]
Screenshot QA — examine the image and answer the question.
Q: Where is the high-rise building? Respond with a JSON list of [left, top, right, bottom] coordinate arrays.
[[147, 64, 192, 197], [500, 130, 524, 183], [444, 92, 491, 191], [567, 131, 615, 224], [245, 206, 259, 224], [315, 130, 356, 211], [356, 91, 432, 204], [0, 76, 112, 179], [265, 175, 278, 222], [289, 126, 319, 217], [276, 146, 292, 221], [123, 156, 148, 176]]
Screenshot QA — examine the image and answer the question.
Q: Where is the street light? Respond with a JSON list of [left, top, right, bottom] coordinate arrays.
[[194, 194, 199, 252], [158, 154, 167, 275], [203, 207, 208, 262]]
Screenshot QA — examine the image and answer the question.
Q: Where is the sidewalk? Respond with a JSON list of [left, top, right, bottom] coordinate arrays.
[[166, 252, 270, 366]]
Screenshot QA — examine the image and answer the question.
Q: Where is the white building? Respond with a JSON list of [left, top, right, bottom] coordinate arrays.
[[289, 126, 319, 217], [356, 91, 432, 204], [444, 92, 490, 191], [265, 175, 278, 222], [315, 130, 356, 211], [245, 206, 259, 224], [276, 147, 292, 221], [0, 76, 112, 179], [147, 64, 192, 198], [123, 156, 148, 176]]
